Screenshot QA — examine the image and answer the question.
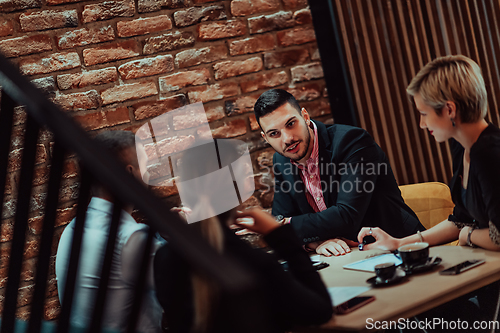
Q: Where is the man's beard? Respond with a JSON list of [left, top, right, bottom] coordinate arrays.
[[287, 127, 311, 162]]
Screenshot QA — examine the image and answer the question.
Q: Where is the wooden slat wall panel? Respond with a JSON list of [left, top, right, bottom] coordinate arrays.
[[333, 0, 500, 185]]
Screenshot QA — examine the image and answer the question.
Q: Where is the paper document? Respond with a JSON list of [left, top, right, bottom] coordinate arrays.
[[343, 253, 402, 272], [328, 286, 371, 307]]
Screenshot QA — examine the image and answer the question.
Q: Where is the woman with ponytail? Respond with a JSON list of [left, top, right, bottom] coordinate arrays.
[[153, 139, 333, 333]]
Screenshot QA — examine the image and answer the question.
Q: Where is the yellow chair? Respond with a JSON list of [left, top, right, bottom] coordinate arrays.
[[399, 182, 458, 245]]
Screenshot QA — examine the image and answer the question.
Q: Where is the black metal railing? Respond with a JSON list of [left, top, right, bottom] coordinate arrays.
[[0, 53, 254, 333]]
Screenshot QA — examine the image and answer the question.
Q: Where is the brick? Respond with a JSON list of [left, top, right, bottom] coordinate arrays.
[[213, 57, 262, 80], [205, 105, 224, 122], [229, 34, 275, 56], [197, 20, 246, 41], [224, 94, 259, 116], [46, 0, 81, 4], [211, 119, 246, 138], [138, 0, 190, 13], [119, 55, 174, 80], [291, 62, 324, 82], [188, 82, 239, 103], [277, 27, 316, 46], [73, 106, 130, 131], [286, 82, 325, 101], [56, 26, 115, 49], [32, 166, 50, 187], [259, 189, 273, 208], [294, 7, 312, 25], [56, 204, 77, 227], [59, 182, 79, 203], [82, 0, 135, 23], [0, 34, 51, 58], [8, 144, 47, 172], [144, 135, 195, 159], [4, 175, 12, 195], [249, 114, 259, 130], [133, 94, 187, 120], [311, 46, 320, 61], [302, 100, 331, 118], [57, 67, 118, 90], [256, 147, 274, 169], [143, 31, 195, 55], [173, 112, 207, 130], [32, 76, 57, 96], [44, 297, 60, 321], [0, 0, 41, 13], [62, 161, 78, 179], [20, 9, 78, 32], [19, 52, 80, 75], [175, 44, 227, 68], [254, 171, 273, 191], [1, 219, 14, 242], [150, 177, 178, 198], [173, 5, 226, 27], [0, 18, 14, 37], [282, 0, 308, 9], [83, 40, 139, 66], [248, 11, 294, 34], [240, 71, 287, 93], [263, 49, 309, 69], [159, 68, 209, 93], [101, 82, 157, 105], [145, 163, 170, 181], [231, 0, 280, 16], [53, 90, 101, 111], [117, 15, 172, 37]]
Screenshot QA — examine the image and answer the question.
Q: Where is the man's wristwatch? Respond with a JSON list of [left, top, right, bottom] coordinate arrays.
[[467, 226, 477, 248], [275, 215, 289, 225]]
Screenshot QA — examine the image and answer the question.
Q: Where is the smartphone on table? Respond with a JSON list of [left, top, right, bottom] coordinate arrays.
[[334, 296, 375, 314], [439, 259, 485, 275]]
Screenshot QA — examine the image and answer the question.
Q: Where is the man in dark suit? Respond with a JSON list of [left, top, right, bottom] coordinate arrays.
[[254, 89, 424, 256]]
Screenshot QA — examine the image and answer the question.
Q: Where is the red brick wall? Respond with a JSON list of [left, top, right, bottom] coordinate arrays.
[[0, 0, 331, 320]]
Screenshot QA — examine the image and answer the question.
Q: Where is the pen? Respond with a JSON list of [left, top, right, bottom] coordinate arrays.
[[358, 240, 366, 251]]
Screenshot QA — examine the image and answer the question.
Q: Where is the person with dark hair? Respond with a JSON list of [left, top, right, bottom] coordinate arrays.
[[153, 139, 333, 333], [55, 130, 163, 333], [253, 89, 424, 256]]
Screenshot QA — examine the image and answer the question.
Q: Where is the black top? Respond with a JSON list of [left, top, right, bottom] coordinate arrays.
[[272, 121, 424, 244], [448, 123, 500, 245], [154, 224, 333, 333]]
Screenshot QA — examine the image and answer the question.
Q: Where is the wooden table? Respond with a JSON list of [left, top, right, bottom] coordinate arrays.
[[300, 245, 500, 332]]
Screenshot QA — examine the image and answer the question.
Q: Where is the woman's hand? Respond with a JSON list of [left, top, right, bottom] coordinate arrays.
[[170, 206, 192, 222], [234, 209, 281, 236], [357, 227, 401, 251], [309, 238, 358, 256], [458, 226, 471, 246]]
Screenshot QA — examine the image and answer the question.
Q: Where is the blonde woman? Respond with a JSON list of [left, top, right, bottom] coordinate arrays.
[[154, 140, 333, 333], [358, 55, 500, 252]]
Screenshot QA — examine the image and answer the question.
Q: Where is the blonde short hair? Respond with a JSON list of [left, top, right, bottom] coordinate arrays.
[[407, 55, 487, 123]]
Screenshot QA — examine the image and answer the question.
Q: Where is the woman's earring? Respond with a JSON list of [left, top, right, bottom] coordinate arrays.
[[451, 118, 456, 127]]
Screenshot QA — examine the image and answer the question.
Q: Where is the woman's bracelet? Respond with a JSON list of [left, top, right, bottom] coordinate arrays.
[[417, 230, 424, 242], [467, 226, 477, 248]]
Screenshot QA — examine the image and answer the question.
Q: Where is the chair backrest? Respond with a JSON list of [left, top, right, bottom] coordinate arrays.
[[0, 53, 255, 333], [399, 182, 455, 230]]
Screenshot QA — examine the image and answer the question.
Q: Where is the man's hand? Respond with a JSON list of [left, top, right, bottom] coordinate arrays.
[[357, 227, 400, 251], [308, 238, 358, 256]]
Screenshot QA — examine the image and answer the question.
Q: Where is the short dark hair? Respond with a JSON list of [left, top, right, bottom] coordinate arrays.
[[253, 89, 301, 127], [93, 130, 137, 166]]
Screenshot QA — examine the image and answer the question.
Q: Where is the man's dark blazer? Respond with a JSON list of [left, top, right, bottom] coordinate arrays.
[[272, 121, 424, 244]]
